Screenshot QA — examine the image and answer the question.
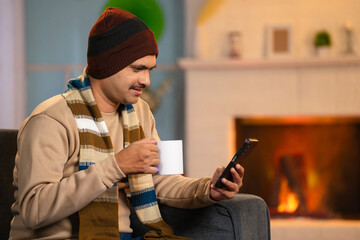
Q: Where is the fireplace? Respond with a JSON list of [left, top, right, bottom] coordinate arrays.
[[179, 51, 360, 240], [236, 117, 360, 219], [179, 57, 360, 218]]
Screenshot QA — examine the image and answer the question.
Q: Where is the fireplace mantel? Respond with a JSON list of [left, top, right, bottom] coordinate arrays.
[[179, 56, 360, 178], [178, 56, 360, 70]]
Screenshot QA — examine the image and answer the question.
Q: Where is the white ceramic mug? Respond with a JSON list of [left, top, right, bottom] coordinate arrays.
[[156, 140, 183, 175]]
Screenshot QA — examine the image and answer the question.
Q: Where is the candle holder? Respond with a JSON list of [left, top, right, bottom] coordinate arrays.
[[228, 31, 241, 59], [344, 21, 355, 55]]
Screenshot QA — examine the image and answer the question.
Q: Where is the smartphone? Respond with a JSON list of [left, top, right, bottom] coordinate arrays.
[[215, 138, 258, 189]]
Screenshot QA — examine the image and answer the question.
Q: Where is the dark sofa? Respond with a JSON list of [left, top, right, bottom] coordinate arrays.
[[0, 129, 271, 239]]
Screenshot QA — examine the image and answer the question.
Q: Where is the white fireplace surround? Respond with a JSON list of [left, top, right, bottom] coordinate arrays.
[[179, 57, 360, 178]]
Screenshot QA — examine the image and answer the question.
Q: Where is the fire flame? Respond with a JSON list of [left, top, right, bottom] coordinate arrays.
[[277, 179, 300, 213]]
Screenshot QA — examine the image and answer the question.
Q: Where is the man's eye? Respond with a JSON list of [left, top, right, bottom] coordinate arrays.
[[132, 67, 142, 72]]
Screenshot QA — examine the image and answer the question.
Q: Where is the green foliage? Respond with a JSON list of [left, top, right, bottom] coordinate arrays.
[[103, 0, 165, 40], [314, 31, 331, 47]]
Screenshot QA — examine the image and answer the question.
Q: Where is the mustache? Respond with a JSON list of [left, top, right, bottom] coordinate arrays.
[[129, 84, 146, 90]]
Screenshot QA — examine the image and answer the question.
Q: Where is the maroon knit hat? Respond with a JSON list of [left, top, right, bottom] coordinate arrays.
[[87, 7, 159, 79]]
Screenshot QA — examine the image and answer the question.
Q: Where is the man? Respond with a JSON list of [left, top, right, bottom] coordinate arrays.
[[10, 7, 244, 240]]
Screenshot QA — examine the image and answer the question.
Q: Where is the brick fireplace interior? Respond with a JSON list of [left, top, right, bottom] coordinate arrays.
[[236, 116, 360, 219]]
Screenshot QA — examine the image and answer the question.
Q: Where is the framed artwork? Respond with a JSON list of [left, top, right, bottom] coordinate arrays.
[[265, 25, 293, 58]]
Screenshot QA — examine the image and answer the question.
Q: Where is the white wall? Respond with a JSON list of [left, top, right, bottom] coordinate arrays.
[[0, 0, 25, 129], [186, 0, 360, 60]]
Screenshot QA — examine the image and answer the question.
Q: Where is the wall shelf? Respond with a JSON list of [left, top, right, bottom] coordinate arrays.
[[178, 56, 360, 70]]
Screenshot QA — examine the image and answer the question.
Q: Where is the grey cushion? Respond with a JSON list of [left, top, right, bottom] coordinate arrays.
[[130, 194, 270, 240]]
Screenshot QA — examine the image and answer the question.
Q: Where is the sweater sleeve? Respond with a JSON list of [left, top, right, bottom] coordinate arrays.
[[153, 174, 217, 209], [16, 113, 125, 230]]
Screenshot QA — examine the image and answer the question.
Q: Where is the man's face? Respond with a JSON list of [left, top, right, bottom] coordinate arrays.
[[98, 55, 156, 106]]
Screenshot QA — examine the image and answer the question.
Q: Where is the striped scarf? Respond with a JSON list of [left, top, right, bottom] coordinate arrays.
[[62, 72, 190, 240]]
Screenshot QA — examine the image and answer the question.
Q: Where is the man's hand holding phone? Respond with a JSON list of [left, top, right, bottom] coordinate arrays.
[[210, 138, 258, 201], [210, 164, 244, 201]]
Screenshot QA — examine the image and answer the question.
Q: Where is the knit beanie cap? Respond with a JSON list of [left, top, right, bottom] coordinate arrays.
[[87, 7, 159, 79]]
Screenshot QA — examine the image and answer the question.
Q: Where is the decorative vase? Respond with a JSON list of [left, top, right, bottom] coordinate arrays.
[[316, 46, 330, 58], [229, 31, 241, 59]]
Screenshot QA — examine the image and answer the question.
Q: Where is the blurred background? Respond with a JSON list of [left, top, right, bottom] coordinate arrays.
[[3, 0, 359, 137], [0, 0, 185, 141], [1, 0, 360, 136]]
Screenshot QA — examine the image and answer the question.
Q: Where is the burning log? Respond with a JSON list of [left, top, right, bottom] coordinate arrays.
[[270, 154, 307, 213]]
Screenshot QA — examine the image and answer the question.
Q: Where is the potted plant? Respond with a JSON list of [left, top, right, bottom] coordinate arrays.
[[314, 31, 331, 57]]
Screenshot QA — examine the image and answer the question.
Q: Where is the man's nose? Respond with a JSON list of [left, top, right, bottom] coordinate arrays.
[[139, 72, 151, 86]]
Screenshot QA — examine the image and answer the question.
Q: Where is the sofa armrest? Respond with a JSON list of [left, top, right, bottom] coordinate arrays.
[[130, 194, 270, 240]]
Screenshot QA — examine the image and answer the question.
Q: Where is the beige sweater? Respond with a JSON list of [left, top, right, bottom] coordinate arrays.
[[10, 95, 215, 240]]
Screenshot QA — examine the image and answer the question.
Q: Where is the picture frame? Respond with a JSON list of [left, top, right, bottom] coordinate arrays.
[[265, 25, 293, 58]]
